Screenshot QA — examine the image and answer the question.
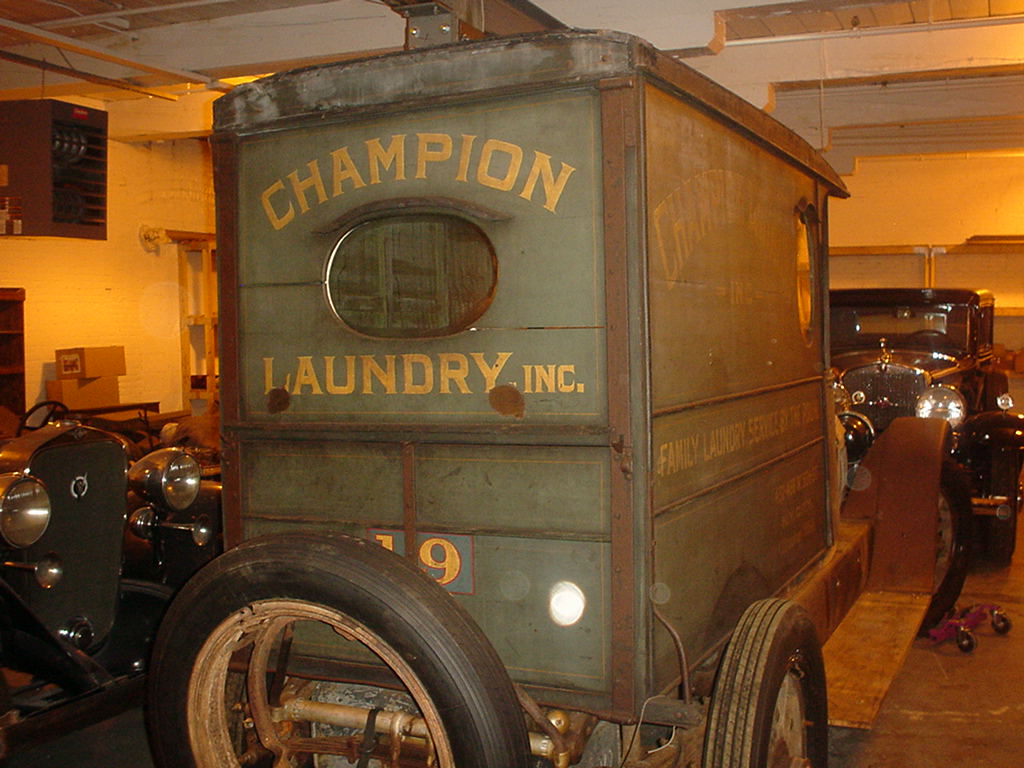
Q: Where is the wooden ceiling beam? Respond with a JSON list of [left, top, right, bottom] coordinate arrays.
[[0, 15, 233, 91], [380, 0, 565, 36], [0, 48, 178, 100]]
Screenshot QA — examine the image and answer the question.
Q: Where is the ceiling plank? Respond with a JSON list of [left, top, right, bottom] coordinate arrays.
[[379, 0, 564, 35], [0, 48, 178, 100], [0, 15, 232, 90], [909, 0, 952, 22], [35, 0, 246, 30], [870, 3, 916, 26], [471, 0, 566, 34]]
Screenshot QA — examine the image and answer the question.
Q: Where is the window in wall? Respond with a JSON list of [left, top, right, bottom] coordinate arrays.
[[796, 202, 819, 344], [325, 213, 497, 339]]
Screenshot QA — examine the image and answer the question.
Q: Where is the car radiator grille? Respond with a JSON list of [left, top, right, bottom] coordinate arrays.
[[18, 437, 128, 646], [843, 363, 927, 433]]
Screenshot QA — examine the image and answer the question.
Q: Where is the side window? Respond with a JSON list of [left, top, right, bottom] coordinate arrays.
[[324, 213, 497, 338], [795, 202, 819, 343]]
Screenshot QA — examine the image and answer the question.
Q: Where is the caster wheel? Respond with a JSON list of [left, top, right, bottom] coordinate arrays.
[[956, 628, 977, 653], [992, 610, 1012, 635]]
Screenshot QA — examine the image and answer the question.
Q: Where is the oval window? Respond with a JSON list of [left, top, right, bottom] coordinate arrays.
[[795, 203, 818, 344], [325, 214, 497, 338]]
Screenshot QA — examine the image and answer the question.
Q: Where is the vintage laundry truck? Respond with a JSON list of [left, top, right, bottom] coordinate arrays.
[[146, 31, 969, 768]]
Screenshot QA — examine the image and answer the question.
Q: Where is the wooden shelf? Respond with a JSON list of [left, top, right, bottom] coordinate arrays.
[[0, 287, 25, 415]]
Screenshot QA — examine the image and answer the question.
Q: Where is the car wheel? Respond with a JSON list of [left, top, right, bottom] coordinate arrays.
[[955, 627, 976, 653], [146, 533, 531, 768], [983, 451, 1021, 566], [991, 609, 1012, 635], [704, 598, 828, 768], [920, 462, 973, 633]]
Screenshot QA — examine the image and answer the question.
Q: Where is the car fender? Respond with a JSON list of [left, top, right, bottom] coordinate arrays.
[[956, 410, 1024, 453], [0, 577, 111, 694], [842, 417, 948, 594]]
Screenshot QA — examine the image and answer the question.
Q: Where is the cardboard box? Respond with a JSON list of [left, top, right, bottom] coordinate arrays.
[[55, 346, 126, 379], [46, 376, 119, 409]]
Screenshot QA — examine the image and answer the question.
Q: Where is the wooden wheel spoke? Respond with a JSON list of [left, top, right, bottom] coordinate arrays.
[[245, 616, 295, 757]]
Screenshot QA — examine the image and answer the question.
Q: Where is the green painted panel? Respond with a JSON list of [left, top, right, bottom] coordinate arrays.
[[463, 536, 609, 692], [241, 441, 404, 527], [237, 436, 611, 691], [651, 445, 827, 687], [240, 518, 611, 692], [644, 85, 825, 410], [234, 90, 607, 427], [242, 298, 605, 424], [414, 444, 610, 536], [651, 380, 825, 509]]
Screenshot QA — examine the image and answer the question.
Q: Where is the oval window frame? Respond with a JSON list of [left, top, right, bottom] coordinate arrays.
[[323, 208, 499, 340], [795, 200, 820, 346]]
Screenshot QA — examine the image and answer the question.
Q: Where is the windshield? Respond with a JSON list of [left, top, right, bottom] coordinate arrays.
[[830, 302, 970, 353]]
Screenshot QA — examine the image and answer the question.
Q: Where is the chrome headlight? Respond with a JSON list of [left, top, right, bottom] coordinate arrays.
[[839, 411, 875, 463], [915, 386, 966, 427], [0, 474, 51, 548], [129, 448, 201, 511]]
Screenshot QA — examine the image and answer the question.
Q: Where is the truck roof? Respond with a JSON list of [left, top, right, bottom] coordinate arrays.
[[214, 30, 848, 198]]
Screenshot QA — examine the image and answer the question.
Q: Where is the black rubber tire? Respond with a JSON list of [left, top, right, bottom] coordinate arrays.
[[920, 461, 974, 633], [956, 628, 976, 653], [145, 533, 531, 768], [704, 598, 828, 768], [992, 610, 1012, 635], [983, 452, 1021, 566]]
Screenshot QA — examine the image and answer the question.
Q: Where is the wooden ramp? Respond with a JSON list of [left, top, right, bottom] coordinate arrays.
[[822, 590, 930, 729]]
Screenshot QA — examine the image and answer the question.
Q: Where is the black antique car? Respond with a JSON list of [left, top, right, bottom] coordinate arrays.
[[831, 288, 1024, 564], [0, 404, 219, 759]]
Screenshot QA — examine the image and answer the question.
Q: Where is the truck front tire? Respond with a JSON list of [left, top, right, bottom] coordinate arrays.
[[704, 598, 828, 768]]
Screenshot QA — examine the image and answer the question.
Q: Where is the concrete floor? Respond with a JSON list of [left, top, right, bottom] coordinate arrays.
[[829, 545, 1024, 767], [8, 528, 1024, 767]]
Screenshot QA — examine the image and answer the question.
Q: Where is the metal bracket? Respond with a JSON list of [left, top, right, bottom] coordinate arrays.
[[401, 3, 460, 49]]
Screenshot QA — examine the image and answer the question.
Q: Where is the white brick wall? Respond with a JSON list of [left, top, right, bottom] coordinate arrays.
[[0, 137, 214, 413]]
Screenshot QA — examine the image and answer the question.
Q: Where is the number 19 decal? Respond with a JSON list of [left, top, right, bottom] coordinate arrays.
[[369, 529, 474, 594]]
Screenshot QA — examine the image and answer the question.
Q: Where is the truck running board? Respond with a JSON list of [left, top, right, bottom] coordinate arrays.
[[822, 589, 930, 729]]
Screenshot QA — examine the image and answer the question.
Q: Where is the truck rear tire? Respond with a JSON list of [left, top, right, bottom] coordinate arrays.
[[146, 533, 531, 768], [704, 598, 828, 768]]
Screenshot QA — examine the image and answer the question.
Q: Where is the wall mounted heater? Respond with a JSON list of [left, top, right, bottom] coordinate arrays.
[[0, 99, 108, 240]]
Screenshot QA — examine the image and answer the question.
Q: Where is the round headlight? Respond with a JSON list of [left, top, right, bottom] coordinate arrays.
[[915, 386, 966, 428], [839, 411, 875, 463], [0, 474, 51, 549], [163, 453, 201, 510], [997, 393, 1014, 411], [129, 448, 201, 511]]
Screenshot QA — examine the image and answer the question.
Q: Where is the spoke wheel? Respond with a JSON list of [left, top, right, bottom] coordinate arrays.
[[704, 598, 827, 768], [187, 601, 454, 767], [147, 533, 531, 768]]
